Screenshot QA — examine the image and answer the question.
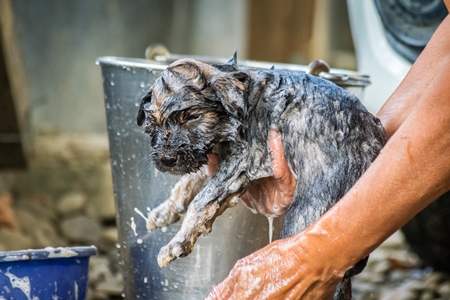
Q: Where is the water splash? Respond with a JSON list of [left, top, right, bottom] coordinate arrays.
[[130, 217, 137, 236], [267, 216, 274, 243], [74, 281, 78, 300], [134, 207, 148, 222], [3, 267, 33, 300]]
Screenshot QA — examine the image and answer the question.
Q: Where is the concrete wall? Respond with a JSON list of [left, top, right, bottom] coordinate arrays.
[[8, 0, 248, 135]]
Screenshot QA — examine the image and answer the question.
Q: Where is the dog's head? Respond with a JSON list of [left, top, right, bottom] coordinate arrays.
[[137, 55, 249, 175]]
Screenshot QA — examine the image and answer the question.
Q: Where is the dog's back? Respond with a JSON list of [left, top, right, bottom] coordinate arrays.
[[240, 70, 386, 237]]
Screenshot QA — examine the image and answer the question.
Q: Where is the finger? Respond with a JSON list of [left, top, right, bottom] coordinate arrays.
[[268, 130, 286, 179], [205, 274, 236, 300], [238, 193, 258, 214], [206, 153, 220, 177]]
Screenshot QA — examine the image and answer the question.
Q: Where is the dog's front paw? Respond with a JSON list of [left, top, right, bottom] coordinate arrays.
[[157, 236, 194, 267], [156, 207, 210, 267], [146, 172, 208, 231], [156, 194, 240, 267], [146, 202, 181, 231]]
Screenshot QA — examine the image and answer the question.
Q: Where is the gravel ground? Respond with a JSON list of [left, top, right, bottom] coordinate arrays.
[[352, 231, 450, 300], [86, 230, 450, 299]]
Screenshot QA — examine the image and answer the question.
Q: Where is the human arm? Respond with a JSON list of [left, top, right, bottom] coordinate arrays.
[[206, 12, 450, 300]]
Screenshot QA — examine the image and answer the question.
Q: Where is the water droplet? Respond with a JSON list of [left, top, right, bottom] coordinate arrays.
[[110, 81, 115, 86], [140, 82, 145, 88]]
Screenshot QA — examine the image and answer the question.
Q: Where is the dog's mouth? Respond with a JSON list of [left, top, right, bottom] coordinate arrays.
[[153, 148, 215, 176]]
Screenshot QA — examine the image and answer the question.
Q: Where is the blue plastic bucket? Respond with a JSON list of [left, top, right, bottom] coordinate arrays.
[[0, 246, 97, 300]]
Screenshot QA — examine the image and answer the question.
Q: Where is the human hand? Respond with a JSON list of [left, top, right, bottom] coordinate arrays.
[[240, 130, 297, 216], [205, 225, 345, 300]]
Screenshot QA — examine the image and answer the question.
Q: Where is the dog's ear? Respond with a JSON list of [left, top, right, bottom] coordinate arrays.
[[211, 71, 249, 118], [137, 90, 152, 126], [213, 52, 238, 72], [225, 52, 237, 67], [167, 61, 206, 91]]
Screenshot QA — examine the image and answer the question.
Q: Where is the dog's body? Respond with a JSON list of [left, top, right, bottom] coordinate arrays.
[[137, 56, 387, 298]]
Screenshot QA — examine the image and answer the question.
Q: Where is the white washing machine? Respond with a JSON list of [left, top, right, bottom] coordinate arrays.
[[347, 0, 446, 113]]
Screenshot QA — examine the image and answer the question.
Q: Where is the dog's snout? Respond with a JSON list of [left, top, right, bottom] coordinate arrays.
[[160, 155, 178, 167]]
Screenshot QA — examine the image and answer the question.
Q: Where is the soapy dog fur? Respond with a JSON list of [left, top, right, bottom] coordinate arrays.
[[137, 54, 387, 299]]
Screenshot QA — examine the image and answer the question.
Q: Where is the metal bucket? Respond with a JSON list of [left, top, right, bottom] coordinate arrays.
[[97, 55, 370, 299]]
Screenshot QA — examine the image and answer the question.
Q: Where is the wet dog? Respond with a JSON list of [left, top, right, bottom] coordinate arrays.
[[137, 55, 387, 299]]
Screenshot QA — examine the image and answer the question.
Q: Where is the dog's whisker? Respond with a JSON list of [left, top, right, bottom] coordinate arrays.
[[137, 161, 154, 181], [132, 154, 152, 170]]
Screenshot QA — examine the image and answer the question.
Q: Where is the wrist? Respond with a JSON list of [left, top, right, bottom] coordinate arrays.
[[286, 226, 352, 283], [292, 214, 365, 280]]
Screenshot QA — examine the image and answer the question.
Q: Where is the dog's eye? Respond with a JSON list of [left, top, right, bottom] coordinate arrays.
[[186, 114, 201, 122]]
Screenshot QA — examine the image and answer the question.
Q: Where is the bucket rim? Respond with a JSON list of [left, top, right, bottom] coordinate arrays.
[[96, 56, 370, 87], [97, 56, 168, 71], [0, 246, 98, 263]]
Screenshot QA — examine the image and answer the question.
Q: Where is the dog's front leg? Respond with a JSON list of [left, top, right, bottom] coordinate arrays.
[[146, 169, 208, 231], [157, 157, 249, 267]]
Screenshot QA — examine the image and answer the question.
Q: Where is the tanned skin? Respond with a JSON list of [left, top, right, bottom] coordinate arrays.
[[207, 5, 450, 299]]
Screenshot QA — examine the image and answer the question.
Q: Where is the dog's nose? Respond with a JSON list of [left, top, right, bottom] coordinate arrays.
[[160, 155, 178, 167]]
